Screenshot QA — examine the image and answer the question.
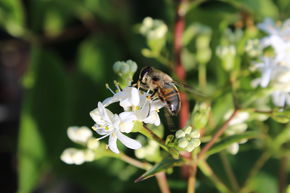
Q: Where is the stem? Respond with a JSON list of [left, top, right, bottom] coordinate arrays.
[[198, 160, 231, 193], [174, 0, 189, 129], [198, 109, 239, 160], [219, 152, 240, 192], [140, 124, 179, 159], [278, 156, 288, 193], [187, 155, 197, 193], [156, 172, 171, 193], [198, 64, 206, 88], [119, 153, 152, 170], [239, 152, 270, 193]]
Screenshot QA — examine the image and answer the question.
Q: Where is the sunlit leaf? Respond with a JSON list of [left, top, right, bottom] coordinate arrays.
[[207, 131, 258, 156], [135, 156, 183, 182]]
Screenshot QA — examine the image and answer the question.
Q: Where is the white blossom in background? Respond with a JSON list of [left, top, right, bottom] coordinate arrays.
[[61, 148, 95, 165], [224, 111, 250, 155], [67, 126, 93, 145], [252, 18, 290, 107], [245, 39, 263, 57], [90, 102, 142, 154], [140, 17, 168, 39]]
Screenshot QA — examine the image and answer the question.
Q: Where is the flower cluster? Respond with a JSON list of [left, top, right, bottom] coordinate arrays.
[[140, 17, 168, 40], [61, 126, 99, 165], [252, 18, 290, 107], [175, 126, 201, 152], [90, 85, 165, 154]]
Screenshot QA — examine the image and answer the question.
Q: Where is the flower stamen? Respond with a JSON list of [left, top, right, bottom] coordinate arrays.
[[106, 83, 116, 94]]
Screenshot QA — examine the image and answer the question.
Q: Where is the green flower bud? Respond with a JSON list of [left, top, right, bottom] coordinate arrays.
[[178, 138, 189, 148], [175, 130, 185, 138], [183, 126, 192, 134], [192, 103, 211, 129], [190, 130, 200, 138], [185, 139, 201, 152], [126, 60, 138, 74], [189, 138, 201, 147]]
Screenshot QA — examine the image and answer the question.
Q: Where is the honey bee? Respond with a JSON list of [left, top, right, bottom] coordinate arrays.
[[137, 66, 181, 115]]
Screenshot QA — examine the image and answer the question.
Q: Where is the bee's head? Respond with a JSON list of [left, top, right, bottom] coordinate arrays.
[[139, 66, 152, 84]]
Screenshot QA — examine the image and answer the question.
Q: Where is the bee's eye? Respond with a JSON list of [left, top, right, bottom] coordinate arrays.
[[152, 76, 159, 81]]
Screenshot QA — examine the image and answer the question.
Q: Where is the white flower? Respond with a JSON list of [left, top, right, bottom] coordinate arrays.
[[90, 102, 141, 154], [251, 18, 290, 107], [258, 18, 290, 66], [67, 126, 92, 144], [61, 148, 95, 165], [140, 17, 168, 39], [103, 86, 165, 126], [224, 111, 250, 154]]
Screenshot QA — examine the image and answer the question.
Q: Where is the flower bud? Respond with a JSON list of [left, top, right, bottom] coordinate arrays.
[[175, 130, 185, 138], [87, 138, 100, 149], [67, 126, 92, 145], [192, 103, 211, 129], [178, 138, 189, 148], [61, 148, 86, 165], [190, 130, 200, 138], [183, 126, 192, 134], [185, 139, 201, 152]]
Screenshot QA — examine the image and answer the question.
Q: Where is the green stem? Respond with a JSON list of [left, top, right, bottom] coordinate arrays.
[[198, 63, 206, 88], [139, 124, 179, 159], [198, 160, 231, 193], [119, 153, 152, 170], [219, 152, 240, 192]]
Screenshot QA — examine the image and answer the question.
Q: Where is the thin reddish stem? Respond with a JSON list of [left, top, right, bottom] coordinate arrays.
[[174, 0, 189, 129]]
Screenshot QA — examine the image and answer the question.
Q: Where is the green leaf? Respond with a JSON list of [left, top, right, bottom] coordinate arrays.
[[135, 156, 183, 182], [0, 0, 25, 36], [18, 46, 68, 193], [271, 108, 290, 124], [223, 0, 279, 18], [207, 131, 258, 156], [251, 172, 277, 193]]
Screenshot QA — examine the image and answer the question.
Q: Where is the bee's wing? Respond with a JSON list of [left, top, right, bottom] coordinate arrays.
[[172, 81, 211, 101]]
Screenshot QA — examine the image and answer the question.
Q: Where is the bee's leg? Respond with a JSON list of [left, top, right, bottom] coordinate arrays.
[[147, 89, 158, 100]]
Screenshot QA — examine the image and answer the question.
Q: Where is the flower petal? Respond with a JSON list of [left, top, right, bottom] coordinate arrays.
[[117, 132, 141, 150], [108, 133, 119, 154]]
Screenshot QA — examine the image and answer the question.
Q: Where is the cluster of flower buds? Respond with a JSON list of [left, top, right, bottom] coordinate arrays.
[[61, 126, 99, 165], [175, 126, 201, 152], [245, 39, 263, 58], [140, 17, 168, 40], [216, 45, 237, 71]]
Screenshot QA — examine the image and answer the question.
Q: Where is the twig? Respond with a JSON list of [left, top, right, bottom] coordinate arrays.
[[198, 160, 231, 193], [156, 172, 171, 193], [119, 153, 152, 170], [187, 155, 197, 193], [174, 0, 189, 129], [219, 152, 240, 192], [198, 109, 240, 160], [278, 155, 288, 193]]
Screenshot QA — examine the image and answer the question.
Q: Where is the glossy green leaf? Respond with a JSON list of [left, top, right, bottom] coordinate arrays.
[[207, 131, 258, 156], [135, 156, 183, 182], [18, 46, 68, 193]]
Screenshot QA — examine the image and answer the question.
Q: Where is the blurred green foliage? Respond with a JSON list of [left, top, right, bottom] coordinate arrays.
[[1, 0, 290, 193]]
